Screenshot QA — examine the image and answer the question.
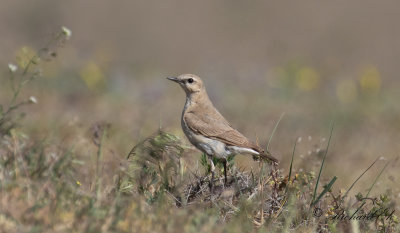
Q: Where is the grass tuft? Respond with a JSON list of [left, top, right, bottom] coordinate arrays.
[[311, 122, 334, 206]]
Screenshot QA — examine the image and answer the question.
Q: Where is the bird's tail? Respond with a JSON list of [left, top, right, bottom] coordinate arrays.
[[253, 150, 278, 164]]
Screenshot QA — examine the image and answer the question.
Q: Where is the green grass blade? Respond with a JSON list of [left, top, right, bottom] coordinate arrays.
[[311, 176, 337, 206], [266, 112, 285, 151], [260, 112, 285, 178], [366, 160, 389, 198], [311, 122, 334, 206], [259, 112, 284, 224], [342, 157, 379, 200], [288, 138, 298, 182]]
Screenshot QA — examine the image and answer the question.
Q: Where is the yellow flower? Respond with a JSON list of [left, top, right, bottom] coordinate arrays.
[[117, 219, 130, 231], [359, 66, 381, 95], [80, 62, 106, 91], [15, 46, 38, 69], [296, 67, 320, 91], [76, 180, 82, 186], [59, 211, 74, 222]]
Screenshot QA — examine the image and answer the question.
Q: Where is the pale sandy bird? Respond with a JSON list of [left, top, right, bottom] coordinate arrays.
[[167, 74, 278, 189]]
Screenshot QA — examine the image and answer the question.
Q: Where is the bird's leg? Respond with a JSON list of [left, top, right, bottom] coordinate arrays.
[[223, 160, 228, 186], [209, 157, 215, 193]]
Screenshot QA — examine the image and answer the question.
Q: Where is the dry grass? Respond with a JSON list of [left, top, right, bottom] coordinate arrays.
[[0, 27, 399, 233], [1, 125, 398, 232]]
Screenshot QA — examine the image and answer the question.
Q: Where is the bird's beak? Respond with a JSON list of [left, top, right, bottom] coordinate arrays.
[[166, 76, 180, 83]]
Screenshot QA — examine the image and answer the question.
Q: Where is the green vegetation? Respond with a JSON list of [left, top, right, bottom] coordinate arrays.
[[0, 28, 399, 233]]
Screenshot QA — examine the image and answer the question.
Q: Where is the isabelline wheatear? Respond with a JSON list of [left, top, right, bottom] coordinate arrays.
[[167, 74, 278, 190]]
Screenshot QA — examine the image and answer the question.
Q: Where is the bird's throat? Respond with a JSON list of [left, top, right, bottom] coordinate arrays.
[[186, 90, 211, 107]]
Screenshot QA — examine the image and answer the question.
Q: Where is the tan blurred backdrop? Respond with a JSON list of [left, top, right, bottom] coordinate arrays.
[[1, 0, 399, 191]]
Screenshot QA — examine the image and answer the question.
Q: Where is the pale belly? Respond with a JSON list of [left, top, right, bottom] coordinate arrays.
[[181, 118, 228, 159], [181, 116, 259, 159]]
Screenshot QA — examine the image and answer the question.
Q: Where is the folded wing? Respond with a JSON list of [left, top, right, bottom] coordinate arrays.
[[184, 109, 278, 163], [184, 110, 259, 151]]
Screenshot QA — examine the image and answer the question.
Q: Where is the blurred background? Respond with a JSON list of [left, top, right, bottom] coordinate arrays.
[[1, 0, 399, 193]]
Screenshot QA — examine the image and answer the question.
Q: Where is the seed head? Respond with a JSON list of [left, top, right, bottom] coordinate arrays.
[[29, 96, 38, 104], [61, 26, 72, 39], [8, 63, 18, 73]]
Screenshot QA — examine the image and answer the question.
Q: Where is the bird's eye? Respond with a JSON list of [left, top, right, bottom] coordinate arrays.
[[188, 78, 194, 83]]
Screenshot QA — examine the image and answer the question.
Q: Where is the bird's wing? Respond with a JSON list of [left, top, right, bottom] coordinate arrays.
[[184, 110, 256, 149], [184, 110, 278, 163]]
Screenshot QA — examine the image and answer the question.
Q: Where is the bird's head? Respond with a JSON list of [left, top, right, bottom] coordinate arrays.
[[167, 74, 204, 95]]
